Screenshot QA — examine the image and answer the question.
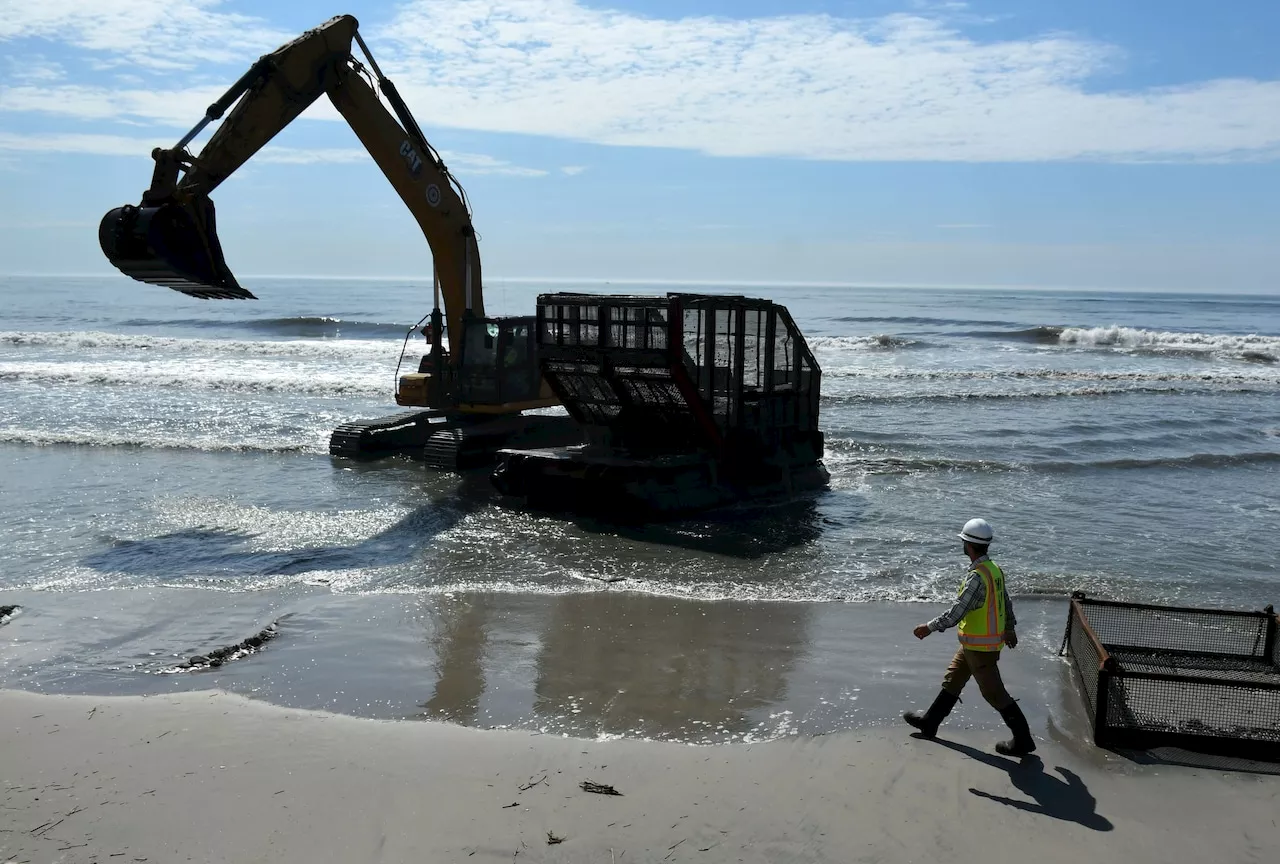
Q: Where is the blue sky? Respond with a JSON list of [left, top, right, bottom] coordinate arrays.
[[1, 0, 1277, 291]]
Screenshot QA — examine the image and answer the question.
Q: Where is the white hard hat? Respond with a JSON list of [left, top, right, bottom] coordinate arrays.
[[958, 518, 994, 544]]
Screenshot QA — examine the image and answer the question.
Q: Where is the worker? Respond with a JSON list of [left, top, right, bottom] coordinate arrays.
[[903, 518, 1036, 757]]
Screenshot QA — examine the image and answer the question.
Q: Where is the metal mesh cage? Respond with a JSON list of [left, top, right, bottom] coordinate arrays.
[[1061, 593, 1280, 759], [535, 293, 821, 455]]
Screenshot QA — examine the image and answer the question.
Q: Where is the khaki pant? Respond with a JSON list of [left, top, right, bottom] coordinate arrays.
[[941, 647, 1014, 711]]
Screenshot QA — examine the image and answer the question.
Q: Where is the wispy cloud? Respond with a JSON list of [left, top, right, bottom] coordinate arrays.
[[5, 56, 65, 84], [0, 132, 154, 157], [560, 165, 588, 176], [936, 223, 991, 229], [258, 145, 547, 175], [0, 83, 230, 126], [0, 132, 547, 176], [0, 0, 289, 69], [1, 0, 1278, 164], [441, 151, 549, 177], [374, 0, 1280, 163]]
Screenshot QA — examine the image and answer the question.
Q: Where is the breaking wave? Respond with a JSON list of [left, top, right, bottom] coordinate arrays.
[[963, 326, 1066, 343], [120, 316, 410, 339], [823, 367, 1280, 384], [0, 362, 389, 397], [0, 428, 323, 454], [0, 330, 410, 361], [821, 384, 1271, 404], [824, 439, 1280, 474], [964, 324, 1280, 361], [808, 334, 922, 351]]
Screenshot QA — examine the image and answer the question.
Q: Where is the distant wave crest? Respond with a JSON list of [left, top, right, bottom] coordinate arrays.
[[0, 330, 409, 361], [964, 324, 1279, 361], [963, 326, 1065, 344], [824, 440, 1280, 475], [824, 367, 1280, 384], [0, 362, 388, 397], [0, 428, 322, 454], [1058, 325, 1280, 358], [822, 384, 1272, 404], [808, 334, 922, 351], [120, 316, 410, 339]]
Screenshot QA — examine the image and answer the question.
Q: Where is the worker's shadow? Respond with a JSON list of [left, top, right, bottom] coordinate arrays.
[[931, 739, 1114, 832]]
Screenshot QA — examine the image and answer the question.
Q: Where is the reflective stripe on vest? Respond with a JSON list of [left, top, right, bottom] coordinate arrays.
[[957, 558, 1006, 652]]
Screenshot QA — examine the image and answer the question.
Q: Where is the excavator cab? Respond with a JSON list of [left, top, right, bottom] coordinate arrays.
[[461, 318, 541, 404], [99, 196, 255, 300], [397, 317, 544, 409]]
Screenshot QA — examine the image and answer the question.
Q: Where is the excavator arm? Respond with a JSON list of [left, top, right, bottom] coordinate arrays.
[[99, 13, 483, 362]]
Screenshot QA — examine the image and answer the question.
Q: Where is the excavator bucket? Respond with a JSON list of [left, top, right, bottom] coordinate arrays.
[[98, 196, 255, 299]]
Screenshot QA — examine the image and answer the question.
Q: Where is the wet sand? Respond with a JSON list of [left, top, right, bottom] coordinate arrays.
[[2, 592, 1078, 743], [2, 689, 1277, 863]]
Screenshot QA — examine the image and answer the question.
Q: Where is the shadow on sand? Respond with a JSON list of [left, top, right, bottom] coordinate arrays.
[[929, 737, 1114, 831], [1115, 746, 1280, 776]]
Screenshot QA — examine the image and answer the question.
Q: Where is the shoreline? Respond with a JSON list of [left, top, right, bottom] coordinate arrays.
[[2, 689, 1277, 863], [0, 591, 1081, 742]]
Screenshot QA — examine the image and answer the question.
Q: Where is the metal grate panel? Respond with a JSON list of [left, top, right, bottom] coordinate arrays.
[[535, 292, 822, 457], [1061, 593, 1280, 758]]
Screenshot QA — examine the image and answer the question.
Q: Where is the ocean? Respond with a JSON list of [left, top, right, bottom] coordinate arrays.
[[2, 275, 1278, 743]]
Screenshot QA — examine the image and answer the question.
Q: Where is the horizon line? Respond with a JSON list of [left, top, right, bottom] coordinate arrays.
[[1, 272, 1277, 297]]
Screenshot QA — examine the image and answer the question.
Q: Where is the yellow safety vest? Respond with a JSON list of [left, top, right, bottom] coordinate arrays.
[[957, 558, 1007, 652]]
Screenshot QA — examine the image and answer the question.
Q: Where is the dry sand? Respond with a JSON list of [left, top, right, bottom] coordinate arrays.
[[2, 689, 1277, 863]]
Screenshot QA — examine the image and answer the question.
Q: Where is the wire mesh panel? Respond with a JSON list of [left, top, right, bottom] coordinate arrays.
[[1063, 600, 1105, 725], [1061, 593, 1280, 758], [1274, 615, 1280, 667], [1104, 673, 1280, 745], [535, 292, 823, 459], [1077, 597, 1271, 657]]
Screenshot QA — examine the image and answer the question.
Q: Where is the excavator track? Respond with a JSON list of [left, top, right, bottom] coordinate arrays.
[[422, 428, 466, 471], [328, 409, 440, 459], [420, 417, 581, 471]]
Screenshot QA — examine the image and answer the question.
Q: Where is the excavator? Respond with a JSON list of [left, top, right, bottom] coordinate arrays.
[[100, 15, 829, 518], [98, 14, 580, 469]]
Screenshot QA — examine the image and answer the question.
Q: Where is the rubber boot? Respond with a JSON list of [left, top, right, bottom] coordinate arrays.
[[995, 703, 1036, 756], [903, 690, 960, 738]]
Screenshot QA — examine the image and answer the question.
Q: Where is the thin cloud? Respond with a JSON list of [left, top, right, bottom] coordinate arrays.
[[0, 132, 154, 157], [0, 132, 547, 176], [374, 0, 1280, 163], [1, 0, 1278, 163], [5, 56, 64, 84], [441, 151, 549, 177], [560, 165, 588, 176], [0, 83, 232, 126], [0, 0, 289, 69], [936, 223, 991, 229]]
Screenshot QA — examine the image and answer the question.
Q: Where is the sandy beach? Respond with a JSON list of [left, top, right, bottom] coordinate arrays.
[[2, 689, 1277, 864]]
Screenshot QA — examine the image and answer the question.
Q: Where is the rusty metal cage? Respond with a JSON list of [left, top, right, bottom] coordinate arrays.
[[1060, 592, 1280, 758]]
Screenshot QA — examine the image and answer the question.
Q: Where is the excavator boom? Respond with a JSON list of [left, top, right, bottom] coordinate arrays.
[[98, 14, 482, 347], [99, 15, 360, 300], [97, 13, 580, 468]]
